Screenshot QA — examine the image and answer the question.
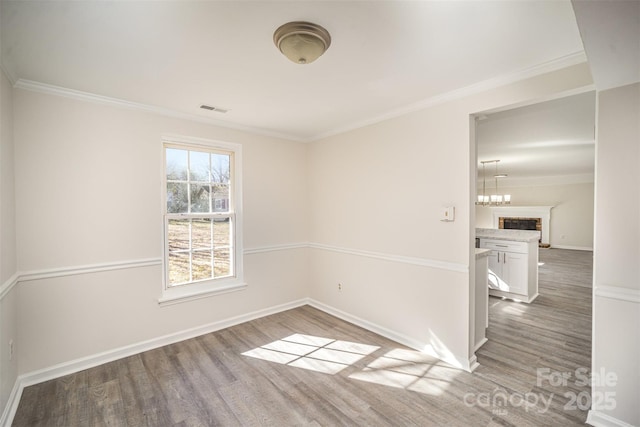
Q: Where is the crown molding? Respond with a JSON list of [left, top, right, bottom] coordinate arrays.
[[480, 173, 595, 188], [11, 51, 587, 144], [12, 79, 306, 143], [310, 51, 589, 141]]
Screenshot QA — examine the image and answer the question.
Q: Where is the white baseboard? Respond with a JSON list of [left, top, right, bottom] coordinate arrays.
[[587, 410, 635, 427], [489, 290, 539, 304], [550, 245, 594, 251], [0, 298, 308, 427], [2, 297, 479, 426], [474, 337, 489, 352], [307, 299, 476, 372], [468, 354, 479, 372], [0, 379, 22, 427]]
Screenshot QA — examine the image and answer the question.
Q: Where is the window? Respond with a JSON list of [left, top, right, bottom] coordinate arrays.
[[160, 137, 244, 304]]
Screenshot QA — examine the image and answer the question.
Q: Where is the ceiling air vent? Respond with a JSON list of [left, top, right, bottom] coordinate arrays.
[[200, 104, 228, 113]]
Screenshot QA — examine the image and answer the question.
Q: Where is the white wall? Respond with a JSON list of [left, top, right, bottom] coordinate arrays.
[[0, 61, 596, 419], [13, 88, 310, 374], [0, 66, 18, 417], [475, 181, 594, 249], [307, 63, 594, 367], [591, 82, 640, 426]]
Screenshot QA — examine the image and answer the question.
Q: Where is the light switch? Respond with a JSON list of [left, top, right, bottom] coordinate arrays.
[[441, 206, 455, 222]]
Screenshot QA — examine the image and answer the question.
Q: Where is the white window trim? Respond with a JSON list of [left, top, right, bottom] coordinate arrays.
[[159, 135, 245, 306]]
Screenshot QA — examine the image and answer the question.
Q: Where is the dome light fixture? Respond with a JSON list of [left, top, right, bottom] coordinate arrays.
[[273, 21, 331, 65]]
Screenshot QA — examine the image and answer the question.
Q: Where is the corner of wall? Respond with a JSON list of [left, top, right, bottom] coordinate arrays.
[[592, 82, 640, 427], [0, 64, 19, 426]]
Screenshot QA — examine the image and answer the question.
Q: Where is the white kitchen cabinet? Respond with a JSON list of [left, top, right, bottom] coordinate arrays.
[[480, 238, 539, 303], [474, 249, 490, 351], [487, 250, 527, 295]]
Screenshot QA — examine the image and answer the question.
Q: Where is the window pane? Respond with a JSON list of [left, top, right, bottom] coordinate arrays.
[[168, 219, 190, 251], [166, 149, 187, 180], [192, 250, 212, 281], [190, 184, 211, 213], [164, 143, 238, 290], [192, 218, 212, 249], [213, 184, 230, 212], [214, 248, 231, 277], [211, 153, 230, 184], [167, 182, 188, 213], [190, 151, 210, 182], [168, 252, 190, 285], [214, 218, 231, 247]]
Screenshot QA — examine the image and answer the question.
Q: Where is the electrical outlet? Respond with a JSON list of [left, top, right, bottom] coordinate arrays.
[[338, 283, 342, 291], [9, 339, 14, 361]]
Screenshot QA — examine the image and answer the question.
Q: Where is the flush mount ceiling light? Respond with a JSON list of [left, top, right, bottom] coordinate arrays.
[[273, 21, 331, 64]]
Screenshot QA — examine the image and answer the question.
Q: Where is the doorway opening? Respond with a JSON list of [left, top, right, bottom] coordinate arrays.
[[470, 91, 596, 423]]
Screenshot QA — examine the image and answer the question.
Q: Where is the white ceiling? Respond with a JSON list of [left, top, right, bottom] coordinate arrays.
[[1, 0, 586, 141], [476, 91, 596, 186], [571, 0, 640, 91]]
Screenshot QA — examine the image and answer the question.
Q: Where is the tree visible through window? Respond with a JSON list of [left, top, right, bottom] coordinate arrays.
[[164, 145, 234, 287]]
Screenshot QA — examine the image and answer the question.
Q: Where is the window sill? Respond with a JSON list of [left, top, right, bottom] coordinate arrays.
[[158, 280, 247, 306]]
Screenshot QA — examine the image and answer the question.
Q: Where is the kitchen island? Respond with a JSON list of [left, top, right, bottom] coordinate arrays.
[[476, 228, 539, 303]]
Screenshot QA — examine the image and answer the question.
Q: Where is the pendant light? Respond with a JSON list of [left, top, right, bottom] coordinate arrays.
[[476, 160, 511, 206]]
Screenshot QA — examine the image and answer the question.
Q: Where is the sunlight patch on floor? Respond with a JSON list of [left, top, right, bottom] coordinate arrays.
[[242, 333, 379, 375], [242, 334, 458, 396], [500, 303, 528, 316], [348, 348, 453, 396]]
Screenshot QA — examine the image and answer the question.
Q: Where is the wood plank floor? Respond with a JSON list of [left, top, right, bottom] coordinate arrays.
[[12, 248, 593, 426]]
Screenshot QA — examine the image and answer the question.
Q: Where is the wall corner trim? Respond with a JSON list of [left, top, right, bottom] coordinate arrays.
[[0, 272, 19, 300], [0, 61, 17, 85]]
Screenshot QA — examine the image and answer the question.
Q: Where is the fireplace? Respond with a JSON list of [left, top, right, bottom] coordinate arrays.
[[491, 206, 553, 246], [499, 216, 544, 245]]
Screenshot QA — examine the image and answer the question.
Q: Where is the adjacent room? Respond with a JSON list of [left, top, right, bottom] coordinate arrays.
[[0, 1, 638, 426]]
